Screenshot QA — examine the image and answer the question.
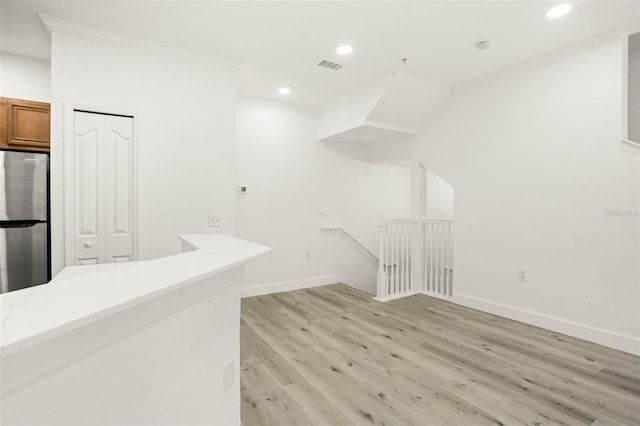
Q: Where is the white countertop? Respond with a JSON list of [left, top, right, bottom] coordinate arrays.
[[0, 234, 270, 357]]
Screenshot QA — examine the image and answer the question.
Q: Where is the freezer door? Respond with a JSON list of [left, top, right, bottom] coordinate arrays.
[[0, 222, 49, 293], [0, 150, 48, 221]]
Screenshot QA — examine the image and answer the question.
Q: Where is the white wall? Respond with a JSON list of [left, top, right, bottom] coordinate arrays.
[[426, 168, 454, 219], [49, 33, 237, 274], [0, 52, 50, 102], [406, 39, 640, 353], [236, 98, 410, 295]]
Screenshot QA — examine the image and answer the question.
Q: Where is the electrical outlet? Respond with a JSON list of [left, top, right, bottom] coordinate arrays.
[[517, 269, 527, 282], [305, 250, 312, 260], [208, 215, 221, 227], [223, 359, 234, 394]]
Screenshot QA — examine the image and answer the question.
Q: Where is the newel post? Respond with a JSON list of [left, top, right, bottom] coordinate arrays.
[[376, 214, 386, 301]]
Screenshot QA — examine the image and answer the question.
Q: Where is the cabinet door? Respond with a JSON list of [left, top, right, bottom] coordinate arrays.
[[0, 97, 51, 152], [72, 111, 134, 266]]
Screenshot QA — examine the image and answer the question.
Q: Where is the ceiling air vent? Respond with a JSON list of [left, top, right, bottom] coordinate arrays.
[[318, 60, 343, 70]]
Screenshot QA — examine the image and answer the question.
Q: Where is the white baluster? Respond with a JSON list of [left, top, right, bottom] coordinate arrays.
[[389, 223, 394, 295], [430, 221, 434, 294], [405, 222, 409, 293], [426, 221, 430, 293], [443, 222, 449, 297], [435, 222, 440, 295], [423, 221, 427, 293], [449, 222, 453, 296], [393, 223, 400, 294], [449, 222, 454, 296], [432, 222, 436, 293], [409, 221, 414, 293], [399, 223, 403, 294], [439, 222, 444, 295], [385, 223, 390, 296], [434, 222, 438, 294], [440, 222, 445, 295], [377, 221, 386, 301], [402, 222, 409, 293]]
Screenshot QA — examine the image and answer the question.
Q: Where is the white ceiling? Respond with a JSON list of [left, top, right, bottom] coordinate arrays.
[[1, 1, 639, 107]]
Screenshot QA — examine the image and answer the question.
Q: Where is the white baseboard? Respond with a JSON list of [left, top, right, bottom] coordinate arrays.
[[241, 275, 337, 298], [335, 275, 376, 297], [453, 293, 640, 356], [373, 290, 419, 302]]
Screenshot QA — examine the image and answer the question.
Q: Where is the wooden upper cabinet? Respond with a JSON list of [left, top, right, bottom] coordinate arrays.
[[0, 97, 51, 152]]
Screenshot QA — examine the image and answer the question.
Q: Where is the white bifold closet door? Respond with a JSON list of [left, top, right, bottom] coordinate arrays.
[[72, 111, 134, 266]]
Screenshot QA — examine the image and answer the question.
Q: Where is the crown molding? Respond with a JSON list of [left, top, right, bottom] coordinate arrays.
[[38, 13, 240, 71], [236, 94, 314, 113]]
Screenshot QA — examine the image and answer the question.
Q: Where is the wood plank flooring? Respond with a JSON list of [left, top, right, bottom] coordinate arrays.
[[240, 284, 640, 426]]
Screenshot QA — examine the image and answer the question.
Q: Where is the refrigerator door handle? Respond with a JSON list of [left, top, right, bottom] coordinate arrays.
[[0, 220, 42, 228]]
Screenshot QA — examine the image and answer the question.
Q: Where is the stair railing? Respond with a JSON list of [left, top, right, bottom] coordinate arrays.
[[422, 217, 454, 299], [375, 218, 417, 301], [320, 226, 378, 263]]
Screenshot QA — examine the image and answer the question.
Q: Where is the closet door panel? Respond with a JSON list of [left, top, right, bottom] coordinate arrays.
[[73, 111, 105, 265], [104, 115, 134, 263], [70, 111, 134, 266]]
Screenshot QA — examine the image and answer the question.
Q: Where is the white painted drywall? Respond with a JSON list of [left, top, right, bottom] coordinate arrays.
[[49, 32, 237, 274], [318, 72, 450, 144], [236, 97, 410, 295], [367, 72, 450, 131], [425, 168, 454, 219], [408, 39, 640, 353], [0, 52, 50, 102], [317, 77, 388, 141]]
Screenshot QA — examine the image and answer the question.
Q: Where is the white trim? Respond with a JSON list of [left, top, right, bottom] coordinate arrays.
[[321, 226, 378, 263], [39, 14, 239, 70], [621, 138, 640, 155], [63, 103, 141, 266], [236, 94, 313, 113], [452, 292, 640, 356], [335, 275, 377, 297], [422, 290, 452, 302], [374, 290, 419, 302], [621, 27, 640, 153], [363, 120, 420, 137], [620, 139, 640, 155], [241, 275, 337, 298], [621, 29, 630, 144]]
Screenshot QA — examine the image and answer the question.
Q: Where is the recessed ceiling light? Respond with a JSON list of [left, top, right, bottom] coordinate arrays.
[[336, 45, 353, 55], [546, 4, 572, 19], [278, 87, 291, 95], [474, 38, 493, 50]]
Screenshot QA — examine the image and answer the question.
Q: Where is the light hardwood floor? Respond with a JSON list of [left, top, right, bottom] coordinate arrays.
[[240, 284, 640, 426]]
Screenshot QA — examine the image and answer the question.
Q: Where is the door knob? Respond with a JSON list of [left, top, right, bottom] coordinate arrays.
[[84, 241, 92, 248]]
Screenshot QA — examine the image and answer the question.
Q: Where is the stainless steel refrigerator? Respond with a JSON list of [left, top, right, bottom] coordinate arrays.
[[0, 150, 50, 294]]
